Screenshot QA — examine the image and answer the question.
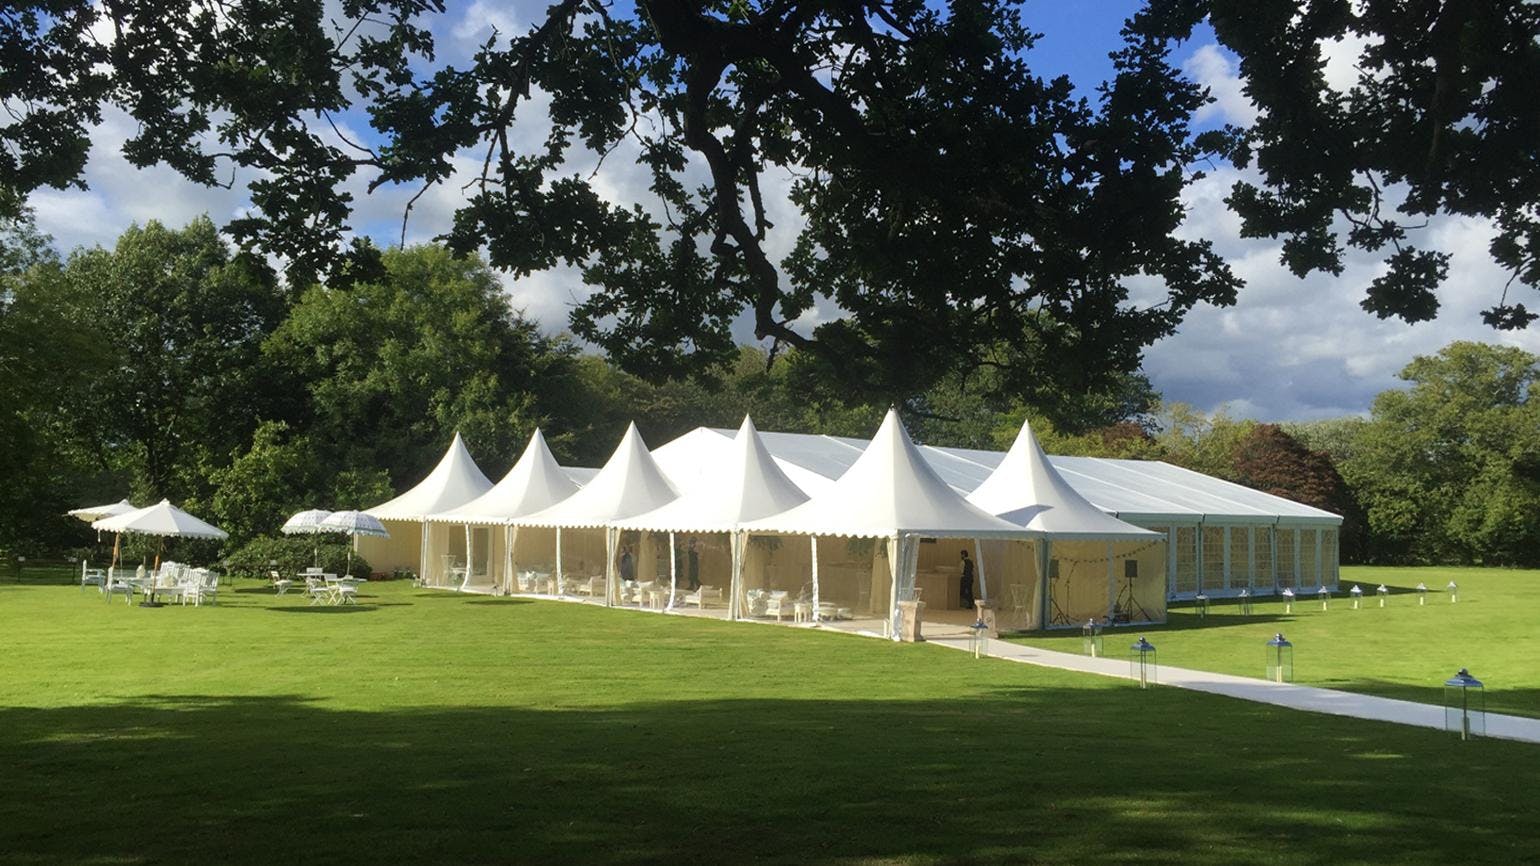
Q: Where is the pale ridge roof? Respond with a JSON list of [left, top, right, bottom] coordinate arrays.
[[364, 432, 494, 521], [616, 417, 810, 532], [428, 429, 579, 523], [968, 419, 1158, 539], [740, 409, 1031, 539], [512, 422, 678, 528]]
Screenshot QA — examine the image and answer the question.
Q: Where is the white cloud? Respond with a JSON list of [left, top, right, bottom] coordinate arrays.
[[1183, 44, 1256, 125]]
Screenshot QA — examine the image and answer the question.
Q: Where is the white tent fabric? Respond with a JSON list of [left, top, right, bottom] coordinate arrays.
[[513, 423, 678, 529], [94, 499, 229, 540], [739, 409, 1031, 540], [363, 432, 493, 521], [968, 419, 1158, 539], [67, 499, 136, 522], [281, 509, 334, 535], [615, 417, 808, 533], [426, 429, 578, 523], [653, 427, 835, 497]]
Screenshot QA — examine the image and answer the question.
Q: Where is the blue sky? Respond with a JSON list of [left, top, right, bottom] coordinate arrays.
[[28, 1, 1539, 422]]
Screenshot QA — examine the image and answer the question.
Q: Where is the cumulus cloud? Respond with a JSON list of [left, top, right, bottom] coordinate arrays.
[[1183, 44, 1257, 125]]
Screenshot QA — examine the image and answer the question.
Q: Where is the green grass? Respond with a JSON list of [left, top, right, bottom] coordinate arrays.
[[3, 576, 1539, 864], [1013, 566, 1540, 719]]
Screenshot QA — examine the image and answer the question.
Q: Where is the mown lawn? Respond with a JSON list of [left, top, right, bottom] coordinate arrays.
[[1012, 566, 1540, 719], [2, 575, 1538, 865]]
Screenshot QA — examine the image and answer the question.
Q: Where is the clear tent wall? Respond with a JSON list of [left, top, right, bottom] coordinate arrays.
[[1138, 522, 1341, 600]]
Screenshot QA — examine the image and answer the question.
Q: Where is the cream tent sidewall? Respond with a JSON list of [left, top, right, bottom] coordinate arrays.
[[977, 539, 1042, 632], [354, 520, 421, 575]]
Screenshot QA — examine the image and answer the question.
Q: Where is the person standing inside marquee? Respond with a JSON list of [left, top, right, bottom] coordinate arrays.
[[959, 548, 976, 611]]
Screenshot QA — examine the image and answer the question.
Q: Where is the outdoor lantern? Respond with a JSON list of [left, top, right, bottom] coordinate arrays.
[[1082, 618, 1104, 658], [970, 618, 990, 659], [1444, 668, 1485, 741], [1130, 637, 1157, 689], [1266, 633, 1294, 683], [1447, 581, 1459, 603], [1239, 587, 1253, 616], [1350, 584, 1363, 610], [1377, 584, 1389, 607], [1195, 592, 1209, 621], [1417, 582, 1428, 605], [1317, 585, 1331, 611], [1282, 587, 1295, 614]]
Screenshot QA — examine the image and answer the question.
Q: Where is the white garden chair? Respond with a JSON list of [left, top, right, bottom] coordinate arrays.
[[104, 571, 135, 605], [682, 584, 722, 609], [80, 561, 106, 593], [269, 570, 294, 595], [305, 576, 333, 606]]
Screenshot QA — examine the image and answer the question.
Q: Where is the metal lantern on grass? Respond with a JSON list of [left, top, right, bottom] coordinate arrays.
[[969, 618, 989, 659], [1282, 587, 1295, 614], [1238, 587, 1253, 616], [1317, 585, 1331, 611], [1265, 633, 1294, 683], [1349, 584, 1363, 610], [1444, 669, 1485, 741], [1195, 592, 1209, 621], [1417, 582, 1428, 605], [1082, 618, 1104, 658], [1447, 581, 1459, 603], [1377, 584, 1389, 607], [1130, 637, 1157, 689]]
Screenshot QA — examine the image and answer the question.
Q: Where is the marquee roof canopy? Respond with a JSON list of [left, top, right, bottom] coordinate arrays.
[[427, 429, 579, 524], [616, 417, 810, 534], [364, 432, 494, 522], [512, 422, 678, 529], [738, 409, 1033, 540], [967, 419, 1159, 539]]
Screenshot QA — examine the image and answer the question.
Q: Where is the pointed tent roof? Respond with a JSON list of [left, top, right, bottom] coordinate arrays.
[[616, 417, 810, 533], [512, 423, 679, 528], [740, 409, 1031, 539], [427, 429, 580, 523], [968, 419, 1158, 539], [364, 432, 494, 521], [93, 499, 228, 539]]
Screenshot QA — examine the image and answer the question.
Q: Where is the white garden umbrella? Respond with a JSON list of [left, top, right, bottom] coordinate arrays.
[[93, 499, 229, 574], [319, 510, 390, 575], [282, 509, 334, 567], [68, 498, 137, 542], [68, 499, 137, 522]]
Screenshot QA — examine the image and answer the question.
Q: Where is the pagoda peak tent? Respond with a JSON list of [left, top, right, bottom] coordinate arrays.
[[968, 419, 1165, 629], [356, 432, 494, 576], [430, 429, 578, 523], [740, 409, 1031, 635], [652, 426, 834, 497], [93, 499, 228, 575], [615, 417, 810, 612], [512, 422, 679, 602], [968, 419, 1157, 540], [423, 429, 581, 591]]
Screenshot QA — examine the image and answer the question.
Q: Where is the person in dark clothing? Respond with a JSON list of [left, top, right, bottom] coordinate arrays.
[[686, 539, 701, 590], [619, 545, 635, 584], [959, 548, 976, 611]]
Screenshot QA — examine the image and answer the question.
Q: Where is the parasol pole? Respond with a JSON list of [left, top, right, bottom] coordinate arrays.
[[110, 532, 121, 580]]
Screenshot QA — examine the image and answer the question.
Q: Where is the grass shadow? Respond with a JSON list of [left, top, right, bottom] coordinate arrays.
[[265, 605, 380, 614]]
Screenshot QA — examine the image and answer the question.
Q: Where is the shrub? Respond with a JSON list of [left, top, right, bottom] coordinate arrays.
[[223, 535, 371, 580]]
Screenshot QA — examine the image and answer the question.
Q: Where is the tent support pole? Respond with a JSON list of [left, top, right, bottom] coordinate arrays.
[[419, 521, 428, 586], [973, 538, 988, 610], [463, 523, 473, 592], [1106, 540, 1116, 621], [668, 532, 678, 610], [555, 527, 564, 594], [505, 525, 517, 594], [604, 527, 617, 607], [810, 536, 820, 625], [729, 532, 743, 620], [887, 534, 901, 640], [1039, 540, 1052, 631]]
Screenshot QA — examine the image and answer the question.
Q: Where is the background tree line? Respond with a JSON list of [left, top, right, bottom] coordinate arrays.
[[2, 214, 1536, 567]]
